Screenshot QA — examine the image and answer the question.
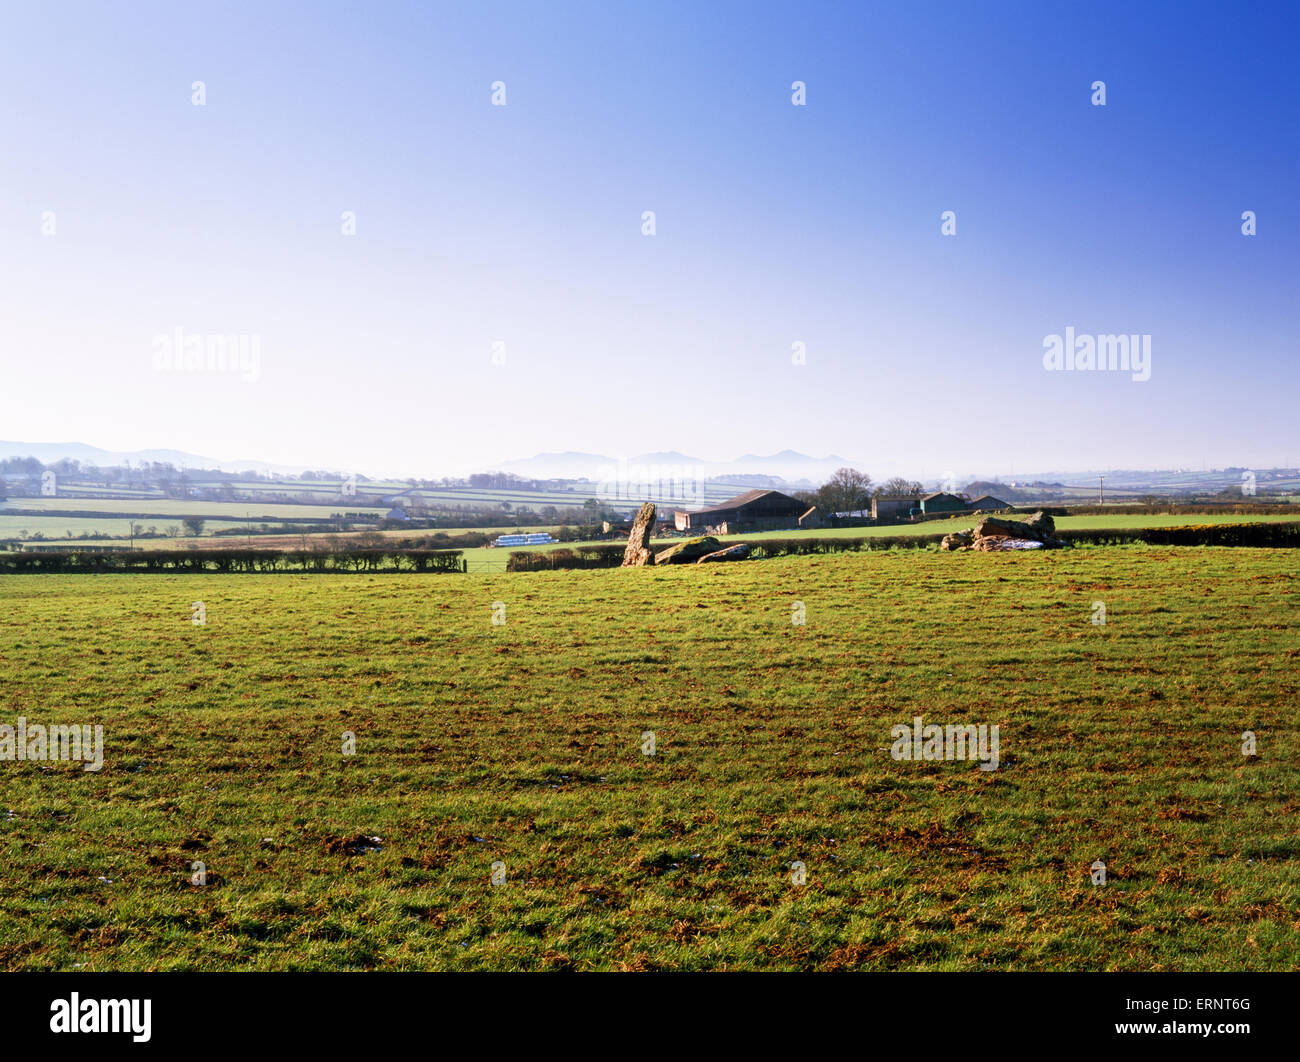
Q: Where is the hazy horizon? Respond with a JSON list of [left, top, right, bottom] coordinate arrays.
[[2, 435, 1292, 488]]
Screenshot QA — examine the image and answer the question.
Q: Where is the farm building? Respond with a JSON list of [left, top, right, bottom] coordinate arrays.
[[871, 495, 920, 521], [872, 492, 969, 521], [917, 492, 967, 513], [384, 507, 411, 522], [673, 489, 819, 533], [969, 495, 1010, 511]]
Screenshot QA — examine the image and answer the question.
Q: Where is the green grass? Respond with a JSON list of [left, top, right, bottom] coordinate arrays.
[[1, 547, 1297, 970]]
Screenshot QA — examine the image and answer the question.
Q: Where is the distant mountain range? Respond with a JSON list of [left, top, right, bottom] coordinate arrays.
[[0, 441, 301, 475], [497, 450, 854, 484], [5, 440, 1282, 491], [0, 440, 854, 483]]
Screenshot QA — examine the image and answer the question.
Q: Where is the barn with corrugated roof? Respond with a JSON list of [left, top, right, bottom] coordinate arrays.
[[672, 489, 819, 533]]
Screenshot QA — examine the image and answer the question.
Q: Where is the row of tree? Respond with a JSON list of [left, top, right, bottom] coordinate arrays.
[[796, 468, 929, 515]]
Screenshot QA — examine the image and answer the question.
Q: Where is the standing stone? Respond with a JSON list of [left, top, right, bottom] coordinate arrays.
[[621, 502, 657, 566]]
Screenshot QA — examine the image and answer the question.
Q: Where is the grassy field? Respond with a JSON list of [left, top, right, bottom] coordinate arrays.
[[1, 546, 1296, 971]]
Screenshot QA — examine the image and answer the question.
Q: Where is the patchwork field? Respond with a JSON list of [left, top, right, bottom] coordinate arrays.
[[3, 499, 387, 519], [1, 547, 1297, 970], [4, 504, 1295, 560]]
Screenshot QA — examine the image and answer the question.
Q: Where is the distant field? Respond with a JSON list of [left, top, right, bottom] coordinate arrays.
[[5, 507, 1298, 559], [716, 512, 1300, 542], [4, 499, 386, 520], [1, 548, 1295, 970], [184, 480, 742, 511], [0, 498, 389, 544], [1048, 512, 1298, 530], [7, 526, 551, 554], [0, 515, 252, 539]]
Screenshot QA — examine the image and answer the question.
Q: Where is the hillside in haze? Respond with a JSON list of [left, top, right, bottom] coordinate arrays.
[[498, 450, 853, 484]]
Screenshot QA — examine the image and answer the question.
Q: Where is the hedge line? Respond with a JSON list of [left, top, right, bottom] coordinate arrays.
[[507, 535, 943, 570], [5, 520, 1298, 575], [1060, 522, 1300, 548], [746, 534, 942, 556], [507, 544, 625, 572], [753, 522, 1300, 554], [1049, 503, 1295, 517], [0, 548, 466, 574], [506, 521, 1300, 570]]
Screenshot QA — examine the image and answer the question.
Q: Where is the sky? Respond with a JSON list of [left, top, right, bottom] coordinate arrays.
[[0, 0, 1297, 480]]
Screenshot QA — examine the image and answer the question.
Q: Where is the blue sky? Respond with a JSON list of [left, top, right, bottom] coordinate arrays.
[[1, 0, 1296, 478]]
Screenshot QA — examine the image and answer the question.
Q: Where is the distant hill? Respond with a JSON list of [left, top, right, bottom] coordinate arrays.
[[3, 440, 862, 486], [495, 449, 855, 484], [963, 480, 1028, 502], [0, 440, 219, 468], [728, 451, 852, 484], [0, 441, 306, 476], [495, 452, 621, 480]]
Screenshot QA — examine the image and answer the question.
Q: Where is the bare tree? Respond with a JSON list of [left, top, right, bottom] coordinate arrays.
[[816, 468, 873, 514], [874, 477, 925, 498]]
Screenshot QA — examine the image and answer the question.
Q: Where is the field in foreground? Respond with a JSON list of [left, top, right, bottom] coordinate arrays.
[[1, 548, 1297, 970]]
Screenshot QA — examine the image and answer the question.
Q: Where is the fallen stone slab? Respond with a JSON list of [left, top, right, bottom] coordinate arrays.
[[654, 536, 721, 565], [972, 511, 1066, 548], [974, 515, 1040, 540], [697, 543, 751, 563], [941, 531, 974, 551]]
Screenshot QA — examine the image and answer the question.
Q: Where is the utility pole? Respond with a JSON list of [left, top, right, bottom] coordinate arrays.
[[1098, 476, 1105, 504]]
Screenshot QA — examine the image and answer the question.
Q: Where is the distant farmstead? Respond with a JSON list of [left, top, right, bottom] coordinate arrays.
[[872, 491, 969, 521], [673, 489, 820, 533], [871, 495, 918, 522]]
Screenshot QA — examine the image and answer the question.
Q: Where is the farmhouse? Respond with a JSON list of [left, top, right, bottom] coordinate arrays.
[[673, 489, 819, 533]]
